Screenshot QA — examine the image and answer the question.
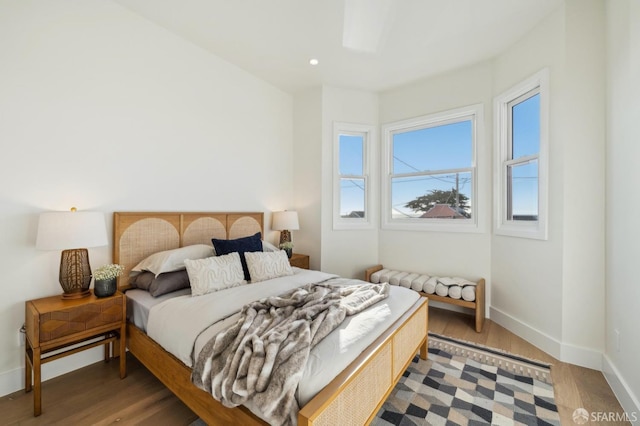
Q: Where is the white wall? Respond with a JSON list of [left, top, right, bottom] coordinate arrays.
[[604, 0, 640, 416], [293, 86, 380, 278], [492, 0, 606, 369], [378, 62, 493, 310], [319, 87, 380, 279], [559, 0, 606, 366], [293, 88, 323, 270], [490, 4, 567, 354], [0, 0, 293, 396]]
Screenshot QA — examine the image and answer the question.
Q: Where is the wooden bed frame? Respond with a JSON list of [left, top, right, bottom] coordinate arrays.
[[114, 212, 428, 426]]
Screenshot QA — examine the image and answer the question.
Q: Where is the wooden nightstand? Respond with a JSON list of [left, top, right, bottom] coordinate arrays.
[[289, 253, 310, 269], [24, 291, 126, 416]]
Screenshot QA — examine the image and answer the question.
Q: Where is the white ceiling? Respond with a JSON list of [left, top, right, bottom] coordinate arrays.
[[114, 0, 563, 94]]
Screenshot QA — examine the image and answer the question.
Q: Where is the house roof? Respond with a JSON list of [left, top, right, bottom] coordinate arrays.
[[420, 204, 466, 219]]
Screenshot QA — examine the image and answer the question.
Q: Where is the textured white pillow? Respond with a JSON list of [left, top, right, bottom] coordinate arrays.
[[185, 252, 246, 297], [131, 244, 214, 277], [245, 250, 293, 283]]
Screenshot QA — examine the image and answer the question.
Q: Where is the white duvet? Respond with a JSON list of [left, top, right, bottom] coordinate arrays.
[[146, 268, 419, 407]]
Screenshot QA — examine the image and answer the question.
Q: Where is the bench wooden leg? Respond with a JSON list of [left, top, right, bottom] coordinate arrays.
[[474, 279, 485, 333], [475, 310, 484, 332]]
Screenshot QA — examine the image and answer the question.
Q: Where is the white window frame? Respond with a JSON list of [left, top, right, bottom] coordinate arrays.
[[381, 104, 483, 233], [494, 68, 549, 240], [333, 122, 375, 230]]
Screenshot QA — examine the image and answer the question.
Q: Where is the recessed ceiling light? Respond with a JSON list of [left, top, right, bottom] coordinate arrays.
[[309, 58, 319, 66]]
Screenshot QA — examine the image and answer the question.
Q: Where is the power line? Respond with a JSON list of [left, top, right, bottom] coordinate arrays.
[[393, 155, 421, 172]]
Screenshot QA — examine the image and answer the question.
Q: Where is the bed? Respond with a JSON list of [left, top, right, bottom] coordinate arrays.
[[113, 211, 428, 426]]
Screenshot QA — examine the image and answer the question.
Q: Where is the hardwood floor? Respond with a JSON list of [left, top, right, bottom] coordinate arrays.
[[1, 307, 629, 425]]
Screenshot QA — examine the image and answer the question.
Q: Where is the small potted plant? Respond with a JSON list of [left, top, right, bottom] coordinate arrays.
[[279, 241, 294, 259], [93, 264, 125, 297]]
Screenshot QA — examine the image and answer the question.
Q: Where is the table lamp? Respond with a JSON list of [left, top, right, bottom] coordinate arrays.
[[272, 211, 299, 246], [36, 207, 108, 299]]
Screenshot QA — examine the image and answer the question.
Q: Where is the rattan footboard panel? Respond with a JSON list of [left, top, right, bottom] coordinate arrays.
[[312, 343, 392, 426], [393, 304, 428, 380], [299, 297, 428, 426]]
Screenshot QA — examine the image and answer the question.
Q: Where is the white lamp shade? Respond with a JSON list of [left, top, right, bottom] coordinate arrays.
[[272, 211, 299, 231], [36, 211, 108, 250]]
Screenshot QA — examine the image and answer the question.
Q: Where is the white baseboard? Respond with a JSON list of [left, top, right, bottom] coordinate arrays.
[[0, 366, 23, 398], [603, 355, 640, 425], [489, 306, 602, 370], [490, 306, 562, 358], [0, 347, 103, 398], [560, 341, 605, 371]]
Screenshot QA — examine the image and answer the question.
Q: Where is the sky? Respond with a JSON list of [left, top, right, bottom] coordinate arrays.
[[339, 93, 540, 219], [510, 93, 540, 217], [339, 135, 366, 216]]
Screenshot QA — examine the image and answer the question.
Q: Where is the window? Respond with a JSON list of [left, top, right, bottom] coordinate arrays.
[[494, 69, 549, 239], [333, 122, 375, 229], [381, 105, 483, 232]]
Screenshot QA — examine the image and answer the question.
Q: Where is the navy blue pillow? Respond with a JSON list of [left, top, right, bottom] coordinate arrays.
[[212, 232, 263, 281]]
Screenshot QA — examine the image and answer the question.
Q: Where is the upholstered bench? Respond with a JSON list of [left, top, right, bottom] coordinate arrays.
[[365, 264, 485, 333]]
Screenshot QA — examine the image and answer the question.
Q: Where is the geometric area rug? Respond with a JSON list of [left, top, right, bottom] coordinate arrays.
[[372, 333, 561, 426]]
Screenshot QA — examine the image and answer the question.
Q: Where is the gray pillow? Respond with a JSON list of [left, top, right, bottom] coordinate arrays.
[[130, 244, 214, 277], [129, 271, 154, 290], [130, 270, 191, 297]]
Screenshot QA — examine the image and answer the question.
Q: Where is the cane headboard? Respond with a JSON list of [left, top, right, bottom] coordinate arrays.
[[113, 212, 264, 290]]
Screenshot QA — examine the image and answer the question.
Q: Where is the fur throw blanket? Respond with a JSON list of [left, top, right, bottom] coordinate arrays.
[[191, 278, 389, 425]]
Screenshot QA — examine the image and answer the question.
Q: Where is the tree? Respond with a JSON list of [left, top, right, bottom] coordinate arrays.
[[405, 188, 470, 215]]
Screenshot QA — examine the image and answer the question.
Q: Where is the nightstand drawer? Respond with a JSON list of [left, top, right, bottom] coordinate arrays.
[[38, 297, 123, 343], [289, 253, 309, 269]]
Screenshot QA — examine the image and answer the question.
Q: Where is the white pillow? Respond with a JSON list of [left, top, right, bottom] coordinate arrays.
[[185, 252, 246, 297], [245, 250, 293, 283], [262, 240, 280, 252], [131, 244, 214, 277]]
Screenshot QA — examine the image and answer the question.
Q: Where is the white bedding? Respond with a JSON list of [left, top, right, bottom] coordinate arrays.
[[145, 267, 420, 408]]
